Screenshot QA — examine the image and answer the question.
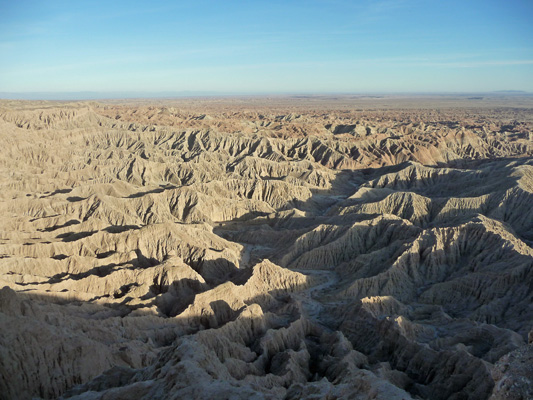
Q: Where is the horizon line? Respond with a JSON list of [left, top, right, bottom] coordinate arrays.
[[0, 90, 531, 101]]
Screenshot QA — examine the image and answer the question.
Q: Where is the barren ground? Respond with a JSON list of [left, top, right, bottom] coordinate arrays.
[[1, 95, 532, 399]]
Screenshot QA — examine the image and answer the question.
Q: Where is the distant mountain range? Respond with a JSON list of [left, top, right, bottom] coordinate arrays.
[[0, 90, 530, 101], [493, 90, 527, 93]]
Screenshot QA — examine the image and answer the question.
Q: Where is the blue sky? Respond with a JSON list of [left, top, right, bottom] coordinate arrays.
[[1, 0, 532, 94]]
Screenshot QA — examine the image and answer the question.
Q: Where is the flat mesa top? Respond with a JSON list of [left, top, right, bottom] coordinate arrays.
[[2, 93, 533, 111]]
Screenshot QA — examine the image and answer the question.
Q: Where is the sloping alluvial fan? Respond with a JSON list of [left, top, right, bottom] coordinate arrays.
[[0, 98, 532, 400]]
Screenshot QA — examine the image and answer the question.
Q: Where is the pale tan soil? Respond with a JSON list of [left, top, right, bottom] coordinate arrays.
[[0, 96, 532, 399]]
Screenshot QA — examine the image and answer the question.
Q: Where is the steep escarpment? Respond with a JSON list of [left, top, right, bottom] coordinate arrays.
[[0, 98, 532, 399]]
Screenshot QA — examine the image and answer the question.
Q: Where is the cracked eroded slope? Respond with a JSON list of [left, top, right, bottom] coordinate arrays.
[[0, 99, 532, 400]]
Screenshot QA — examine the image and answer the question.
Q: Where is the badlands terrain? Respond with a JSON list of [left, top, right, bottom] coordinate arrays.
[[0, 95, 532, 399]]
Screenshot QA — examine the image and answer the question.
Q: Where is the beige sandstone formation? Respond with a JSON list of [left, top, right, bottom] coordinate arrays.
[[0, 96, 532, 399]]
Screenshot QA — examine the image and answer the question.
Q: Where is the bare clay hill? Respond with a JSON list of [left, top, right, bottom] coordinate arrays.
[[0, 96, 532, 400]]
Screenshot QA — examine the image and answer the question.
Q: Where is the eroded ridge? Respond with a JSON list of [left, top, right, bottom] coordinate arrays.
[[0, 98, 532, 400]]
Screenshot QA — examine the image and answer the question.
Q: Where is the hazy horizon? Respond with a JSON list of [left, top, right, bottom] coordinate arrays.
[[1, 90, 532, 102], [1, 0, 532, 95]]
